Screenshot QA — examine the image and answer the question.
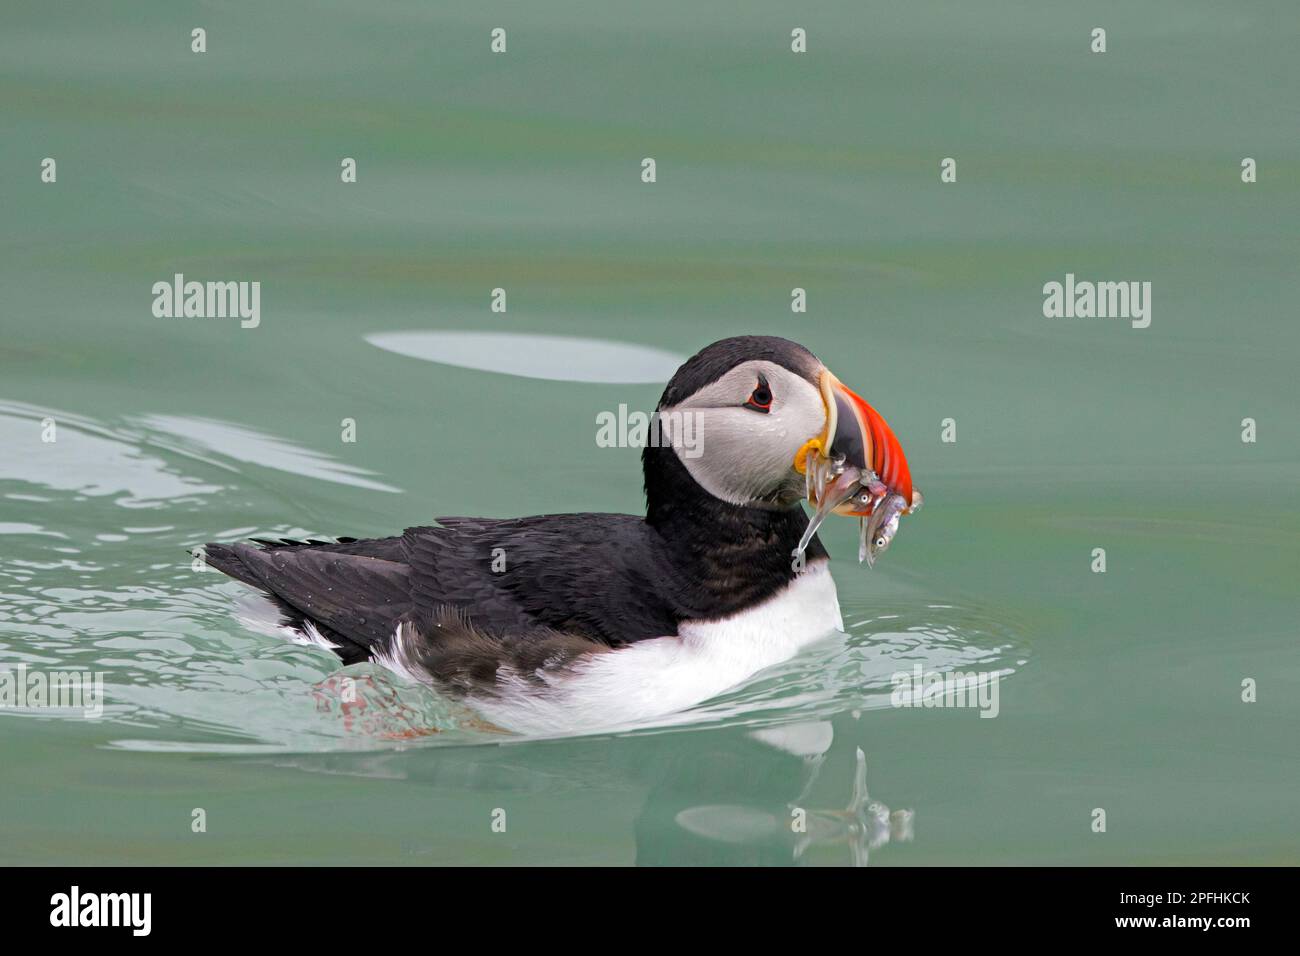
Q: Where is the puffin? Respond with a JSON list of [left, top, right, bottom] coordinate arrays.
[[202, 336, 916, 734]]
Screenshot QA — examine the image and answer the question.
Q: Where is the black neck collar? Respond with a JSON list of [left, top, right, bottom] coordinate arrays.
[[641, 445, 828, 619]]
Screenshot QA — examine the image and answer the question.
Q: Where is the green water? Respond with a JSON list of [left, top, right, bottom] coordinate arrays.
[[2, 1, 1297, 865]]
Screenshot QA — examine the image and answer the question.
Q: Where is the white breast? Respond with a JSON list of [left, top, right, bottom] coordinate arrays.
[[470, 560, 844, 735]]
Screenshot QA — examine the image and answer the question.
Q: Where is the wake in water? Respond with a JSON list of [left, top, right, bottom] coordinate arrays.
[[0, 399, 1028, 753]]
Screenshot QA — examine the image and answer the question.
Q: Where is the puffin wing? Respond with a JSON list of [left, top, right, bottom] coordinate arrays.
[[203, 539, 412, 657], [401, 521, 535, 633], [402, 516, 676, 644], [205, 514, 672, 675]]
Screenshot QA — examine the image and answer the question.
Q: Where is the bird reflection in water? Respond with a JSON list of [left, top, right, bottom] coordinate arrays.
[[789, 746, 913, 867], [650, 721, 913, 866]]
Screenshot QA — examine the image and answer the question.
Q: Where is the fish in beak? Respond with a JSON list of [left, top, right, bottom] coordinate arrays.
[[793, 370, 922, 566]]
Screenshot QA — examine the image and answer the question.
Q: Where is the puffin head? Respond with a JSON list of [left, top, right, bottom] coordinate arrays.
[[646, 336, 914, 516]]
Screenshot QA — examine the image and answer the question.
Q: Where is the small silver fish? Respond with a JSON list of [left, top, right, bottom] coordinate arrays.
[[860, 493, 908, 566], [846, 476, 888, 514], [795, 457, 863, 559], [796, 458, 920, 569]]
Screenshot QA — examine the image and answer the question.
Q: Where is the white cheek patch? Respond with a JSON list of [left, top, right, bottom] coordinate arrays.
[[653, 407, 706, 459], [672, 409, 794, 504], [666, 361, 825, 505]]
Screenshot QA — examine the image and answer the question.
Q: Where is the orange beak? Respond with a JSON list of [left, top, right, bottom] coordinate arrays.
[[797, 370, 915, 516]]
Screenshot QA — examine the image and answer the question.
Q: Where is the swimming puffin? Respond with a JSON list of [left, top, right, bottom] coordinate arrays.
[[203, 336, 915, 734]]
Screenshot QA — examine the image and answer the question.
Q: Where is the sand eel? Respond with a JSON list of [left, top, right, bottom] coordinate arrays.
[[202, 336, 918, 734]]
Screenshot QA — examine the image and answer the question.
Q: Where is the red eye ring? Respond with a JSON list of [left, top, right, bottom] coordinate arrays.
[[744, 376, 773, 412]]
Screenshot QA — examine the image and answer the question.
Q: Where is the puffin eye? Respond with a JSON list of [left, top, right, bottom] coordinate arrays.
[[744, 375, 773, 413]]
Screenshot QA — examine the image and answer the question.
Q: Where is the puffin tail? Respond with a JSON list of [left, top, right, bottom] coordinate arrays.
[[196, 541, 375, 665], [200, 542, 264, 589]]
